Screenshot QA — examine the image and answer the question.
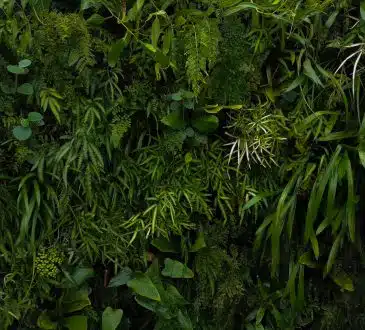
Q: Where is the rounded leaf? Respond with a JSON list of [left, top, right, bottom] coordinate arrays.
[[17, 83, 34, 95], [13, 126, 32, 140], [18, 59, 32, 68], [7, 65, 25, 74], [102, 307, 123, 330], [28, 112, 43, 122]]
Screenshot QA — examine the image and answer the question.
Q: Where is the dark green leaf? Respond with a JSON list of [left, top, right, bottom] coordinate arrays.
[[17, 83, 34, 95], [108, 39, 127, 67], [63, 288, 91, 313], [192, 115, 219, 133], [28, 112, 43, 122], [13, 126, 32, 141], [161, 258, 194, 278], [108, 267, 133, 287], [87, 14, 105, 26], [152, 237, 179, 253], [127, 272, 161, 301]]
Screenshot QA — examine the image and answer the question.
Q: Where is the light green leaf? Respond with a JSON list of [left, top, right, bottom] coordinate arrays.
[[224, 3, 258, 16], [13, 126, 32, 141], [127, 272, 161, 301], [64, 316, 87, 330], [299, 252, 317, 268], [161, 109, 185, 130], [17, 83, 34, 95], [37, 312, 57, 330], [28, 112, 43, 122], [331, 270, 354, 291], [303, 59, 323, 87], [108, 267, 133, 287], [192, 115, 219, 133], [7, 65, 25, 75], [151, 17, 160, 48], [18, 59, 32, 68], [102, 307, 123, 330], [161, 258, 194, 278]]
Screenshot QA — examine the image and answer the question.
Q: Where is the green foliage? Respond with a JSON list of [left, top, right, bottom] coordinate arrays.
[[2, 0, 365, 329]]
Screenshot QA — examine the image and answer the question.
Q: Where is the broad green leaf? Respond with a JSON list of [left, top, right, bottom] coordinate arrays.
[[17, 83, 34, 95], [185, 152, 193, 164], [108, 39, 127, 67], [87, 14, 105, 26], [171, 92, 182, 101], [108, 267, 133, 287], [127, 272, 161, 301], [13, 126, 32, 141], [161, 258, 194, 278], [165, 285, 188, 306], [7, 65, 25, 75], [177, 310, 193, 330], [28, 112, 43, 122], [303, 59, 323, 87], [151, 17, 160, 48], [64, 267, 95, 287], [224, 3, 258, 16], [102, 307, 123, 330], [152, 236, 179, 253], [64, 316, 87, 330], [18, 59, 32, 68], [63, 288, 91, 313], [37, 312, 56, 330], [189, 231, 206, 252], [192, 115, 219, 133], [161, 109, 185, 130]]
